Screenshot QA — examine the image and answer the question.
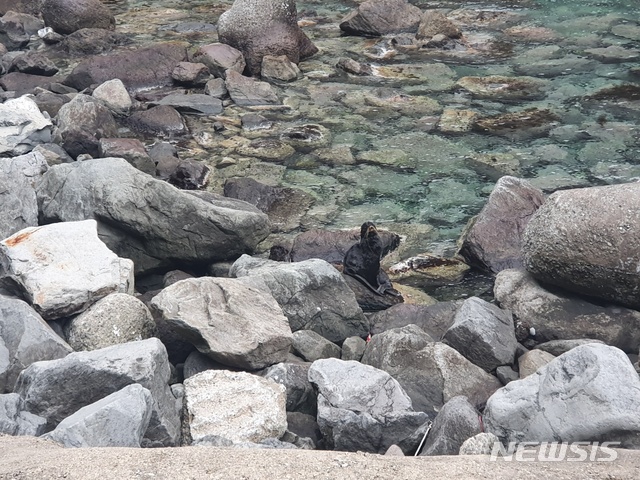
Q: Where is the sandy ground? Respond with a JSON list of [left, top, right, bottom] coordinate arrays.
[[1, 435, 640, 480]]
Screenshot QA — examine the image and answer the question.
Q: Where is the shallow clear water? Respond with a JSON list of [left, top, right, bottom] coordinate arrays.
[[109, 0, 640, 253]]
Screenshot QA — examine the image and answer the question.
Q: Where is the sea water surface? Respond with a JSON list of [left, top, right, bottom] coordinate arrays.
[[104, 0, 640, 277]]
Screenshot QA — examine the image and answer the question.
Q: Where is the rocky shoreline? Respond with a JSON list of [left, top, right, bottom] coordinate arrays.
[[2, 0, 640, 470]]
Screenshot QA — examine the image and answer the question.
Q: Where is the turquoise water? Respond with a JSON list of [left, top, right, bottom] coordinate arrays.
[[110, 0, 640, 252]]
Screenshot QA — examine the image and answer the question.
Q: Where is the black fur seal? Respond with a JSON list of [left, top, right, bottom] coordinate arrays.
[[343, 222, 400, 296]]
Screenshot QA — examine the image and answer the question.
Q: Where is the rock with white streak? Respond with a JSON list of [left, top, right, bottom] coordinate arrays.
[[184, 369, 287, 445], [230, 255, 369, 343], [42, 384, 153, 447], [259, 362, 316, 414], [0, 96, 52, 156], [1, 294, 72, 393], [0, 151, 48, 239], [0, 220, 133, 320], [419, 396, 482, 456], [13, 338, 180, 447], [150, 277, 292, 370], [64, 293, 156, 352], [308, 358, 428, 453], [484, 344, 640, 448]]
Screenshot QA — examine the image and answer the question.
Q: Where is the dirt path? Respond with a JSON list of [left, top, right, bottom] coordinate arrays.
[[1, 435, 640, 479]]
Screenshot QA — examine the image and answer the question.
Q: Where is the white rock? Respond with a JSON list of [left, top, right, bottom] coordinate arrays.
[[0, 96, 52, 156], [92, 79, 132, 115], [184, 369, 287, 444], [0, 220, 133, 320]]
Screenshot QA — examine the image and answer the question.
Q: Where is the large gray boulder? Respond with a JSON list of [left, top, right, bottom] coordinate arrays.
[[0, 220, 134, 321], [0, 393, 46, 436], [184, 369, 287, 445], [339, 0, 422, 36], [42, 384, 153, 447], [494, 269, 640, 353], [484, 344, 640, 448], [13, 338, 180, 447], [150, 277, 292, 370], [54, 94, 118, 159], [291, 330, 341, 362], [217, 0, 318, 75], [308, 358, 428, 453], [458, 176, 545, 274], [63, 293, 156, 352], [230, 255, 369, 343], [523, 182, 640, 310], [442, 297, 517, 372], [0, 295, 72, 393], [419, 396, 482, 456], [362, 326, 502, 416], [369, 301, 462, 339], [259, 362, 316, 414], [0, 96, 52, 156], [41, 0, 115, 35], [0, 151, 48, 239], [36, 158, 271, 274]]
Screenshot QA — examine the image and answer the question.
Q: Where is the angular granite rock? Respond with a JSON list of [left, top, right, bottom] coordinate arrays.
[[42, 384, 153, 447], [340, 0, 422, 36], [0, 294, 72, 393], [308, 358, 428, 453], [13, 338, 180, 446], [64, 42, 189, 92], [0, 96, 52, 156], [442, 297, 517, 372], [150, 277, 292, 370], [484, 344, 640, 448], [419, 396, 482, 456], [184, 370, 287, 445], [230, 255, 369, 343], [0, 220, 133, 320], [0, 393, 46, 436], [259, 362, 316, 415], [291, 330, 341, 362], [36, 158, 270, 274], [0, 151, 48, 239], [362, 326, 502, 415]]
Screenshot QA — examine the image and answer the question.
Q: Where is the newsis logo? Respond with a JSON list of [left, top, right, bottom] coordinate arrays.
[[490, 441, 620, 462]]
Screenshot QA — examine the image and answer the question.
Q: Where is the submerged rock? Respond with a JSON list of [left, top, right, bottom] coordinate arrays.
[[340, 0, 422, 37]]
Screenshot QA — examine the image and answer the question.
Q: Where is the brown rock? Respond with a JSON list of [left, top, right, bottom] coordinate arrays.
[[458, 176, 545, 274]]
